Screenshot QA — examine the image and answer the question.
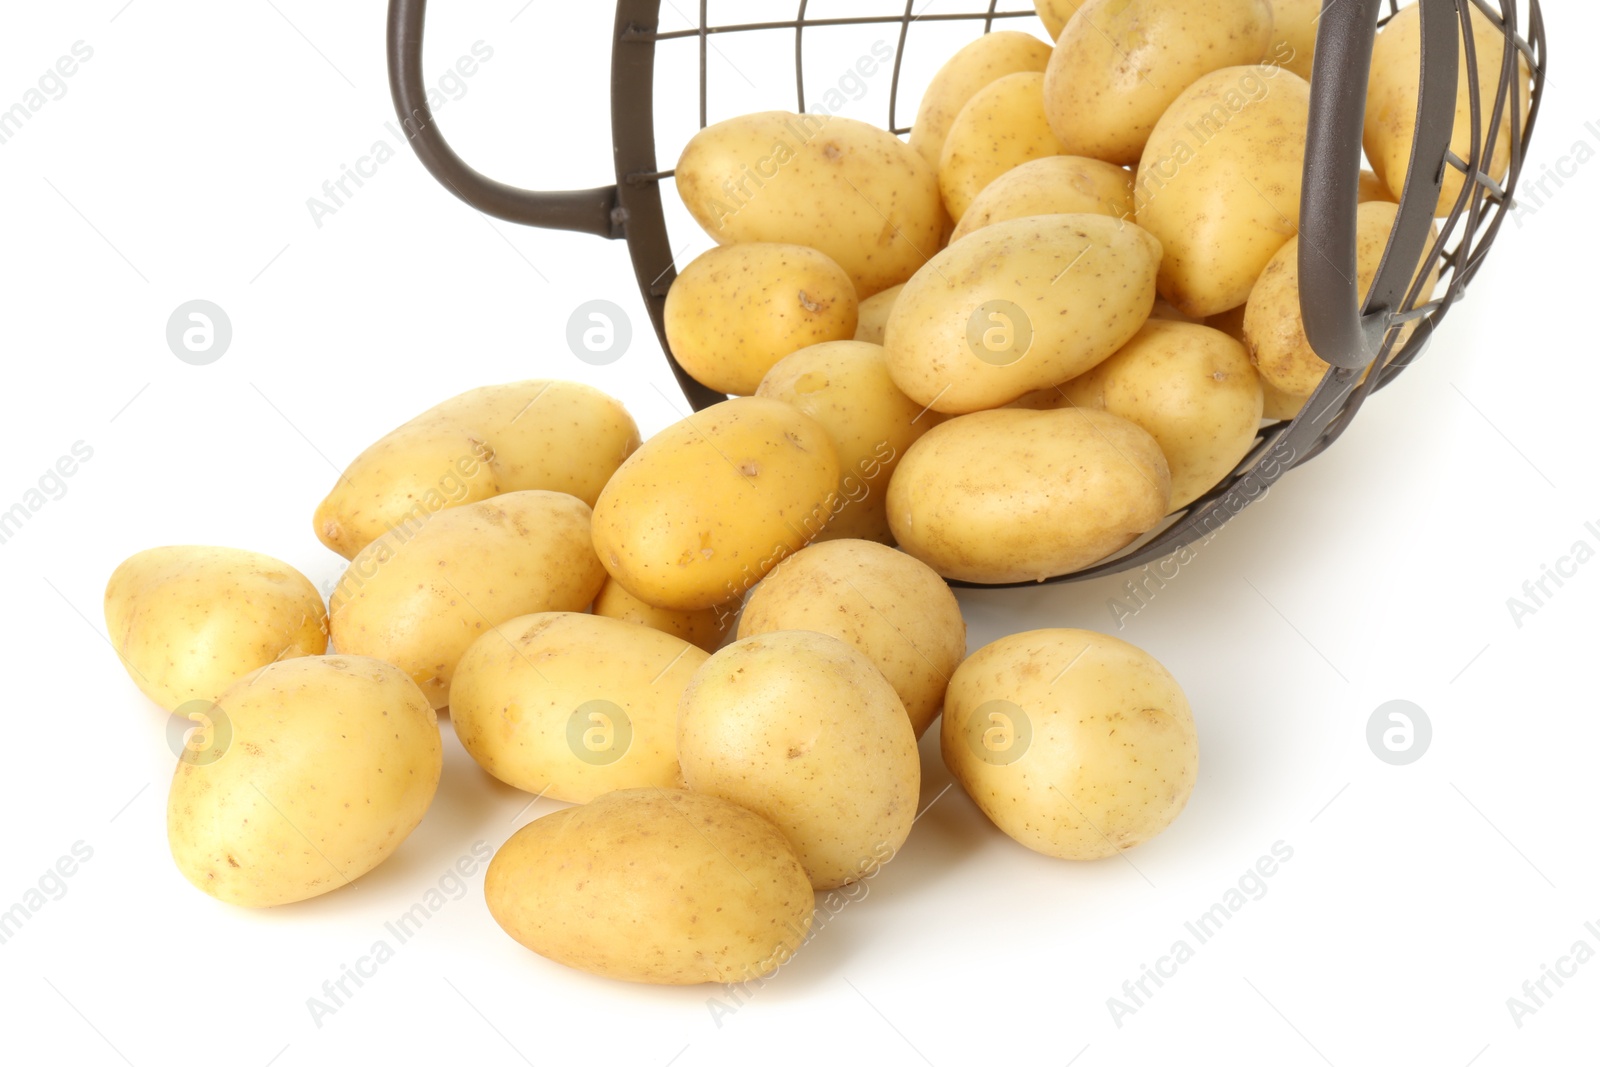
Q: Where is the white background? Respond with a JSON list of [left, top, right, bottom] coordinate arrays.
[[1, 1, 1595, 1065]]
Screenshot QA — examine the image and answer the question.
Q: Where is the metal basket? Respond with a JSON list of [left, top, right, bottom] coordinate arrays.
[[384, 0, 1548, 588]]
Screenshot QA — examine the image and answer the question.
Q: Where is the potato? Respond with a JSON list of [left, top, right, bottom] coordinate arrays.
[[939, 72, 1064, 221], [1366, 3, 1532, 214], [592, 397, 840, 612], [1209, 306, 1314, 419], [908, 31, 1054, 167], [167, 655, 441, 906], [1266, 0, 1321, 79], [1035, 0, 1082, 41], [1358, 168, 1396, 205], [884, 214, 1161, 414], [853, 284, 904, 345], [948, 155, 1136, 243], [1044, 0, 1273, 167], [678, 631, 919, 889], [1136, 65, 1311, 318], [887, 407, 1170, 583], [665, 244, 858, 396], [756, 341, 942, 544], [1244, 201, 1441, 397], [676, 111, 943, 297], [314, 380, 639, 560], [105, 546, 326, 711], [591, 578, 730, 653], [485, 788, 813, 985], [1060, 320, 1265, 509], [941, 629, 1197, 859], [738, 539, 966, 738], [329, 490, 605, 708], [450, 613, 706, 802]]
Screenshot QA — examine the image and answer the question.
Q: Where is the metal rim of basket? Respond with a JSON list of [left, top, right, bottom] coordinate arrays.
[[385, 0, 1549, 588]]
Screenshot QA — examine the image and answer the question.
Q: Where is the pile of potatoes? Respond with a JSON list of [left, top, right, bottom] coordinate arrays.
[[102, 0, 1528, 987]]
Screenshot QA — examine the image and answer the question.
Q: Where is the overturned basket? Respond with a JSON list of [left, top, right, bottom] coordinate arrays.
[[385, 0, 1547, 587]]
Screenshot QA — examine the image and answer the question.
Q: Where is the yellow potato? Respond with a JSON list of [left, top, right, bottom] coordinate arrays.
[[884, 213, 1161, 414], [1044, 0, 1273, 167], [1034, 0, 1083, 41], [1266, 0, 1321, 79], [314, 380, 639, 560], [591, 578, 731, 653], [1060, 320, 1265, 510], [678, 631, 919, 889], [853, 284, 904, 345], [1366, 3, 1532, 214], [665, 244, 858, 396], [485, 788, 813, 985], [756, 341, 942, 544], [167, 655, 441, 906], [738, 539, 966, 738], [104, 546, 326, 711], [948, 155, 1136, 243], [591, 397, 840, 612], [887, 407, 1170, 582], [329, 490, 605, 708], [1209, 305, 1314, 419], [941, 629, 1197, 859], [939, 72, 1064, 221], [1136, 65, 1311, 318], [676, 111, 943, 296], [908, 31, 1054, 167], [1359, 168, 1396, 205], [450, 613, 706, 802], [1244, 201, 1441, 396]]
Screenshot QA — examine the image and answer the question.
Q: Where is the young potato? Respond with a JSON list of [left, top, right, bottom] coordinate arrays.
[[1366, 3, 1532, 214], [887, 407, 1170, 583], [939, 72, 1064, 221], [853, 284, 904, 345], [756, 341, 942, 544], [168, 656, 441, 906], [1034, 0, 1081, 40], [591, 398, 840, 612], [1208, 305, 1313, 419], [591, 578, 730, 653], [948, 155, 1136, 243], [1358, 168, 1397, 205], [329, 490, 605, 708], [105, 546, 326, 711], [1244, 201, 1441, 397], [450, 613, 707, 803], [314, 380, 639, 560], [1136, 65, 1312, 318], [1059, 320, 1265, 510], [908, 31, 1054, 167], [678, 631, 919, 890], [485, 789, 813, 985], [738, 539, 966, 738], [665, 244, 858, 396], [676, 111, 942, 297], [941, 629, 1197, 860], [1044, 0, 1274, 167], [884, 214, 1161, 414], [1266, 0, 1321, 80]]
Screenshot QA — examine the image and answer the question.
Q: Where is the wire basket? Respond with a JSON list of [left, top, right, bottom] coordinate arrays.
[[386, 0, 1548, 588]]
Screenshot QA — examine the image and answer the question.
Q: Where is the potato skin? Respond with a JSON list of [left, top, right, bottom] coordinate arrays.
[[887, 407, 1170, 583], [329, 490, 605, 708], [1044, 0, 1273, 167], [1034, 0, 1082, 40], [678, 632, 920, 889], [738, 539, 966, 738], [591, 398, 840, 612], [939, 72, 1064, 221], [591, 578, 730, 653], [676, 111, 943, 297], [104, 546, 326, 710], [853, 284, 904, 345], [167, 655, 441, 906], [948, 155, 1136, 243], [450, 613, 708, 803], [941, 629, 1197, 859], [909, 31, 1054, 167], [665, 244, 858, 396], [1266, 0, 1321, 79], [314, 380, 639, 560], [485, 789, 814, 985], [884, 214, 1162, 414], [1135, 65, 1311, 318]]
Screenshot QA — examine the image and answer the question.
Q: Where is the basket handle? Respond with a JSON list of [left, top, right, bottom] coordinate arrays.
[[386, 0, 622, 237], [1298, 0, 1460, 371]]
